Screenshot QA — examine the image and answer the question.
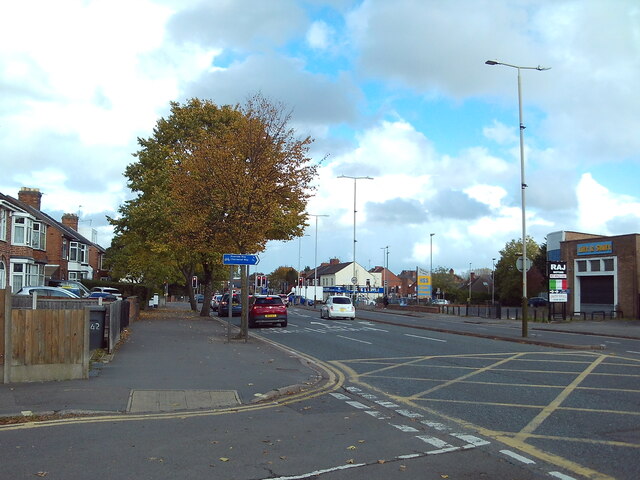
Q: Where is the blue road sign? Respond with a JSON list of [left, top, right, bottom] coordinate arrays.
[[222, 254, 260, 265]]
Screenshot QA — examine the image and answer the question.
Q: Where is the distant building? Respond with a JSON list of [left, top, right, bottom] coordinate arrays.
[[548, 231, 640, 318], [0, 187, 108, 292]]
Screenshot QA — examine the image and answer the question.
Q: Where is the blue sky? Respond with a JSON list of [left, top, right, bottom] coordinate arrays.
[[1, 0, 638, 279]]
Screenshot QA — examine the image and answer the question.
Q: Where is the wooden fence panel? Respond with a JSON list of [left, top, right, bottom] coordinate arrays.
[[8, 308, 88, 382]]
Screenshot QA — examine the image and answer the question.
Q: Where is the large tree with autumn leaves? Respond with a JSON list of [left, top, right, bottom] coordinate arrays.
[[108, 95, 318, 325]]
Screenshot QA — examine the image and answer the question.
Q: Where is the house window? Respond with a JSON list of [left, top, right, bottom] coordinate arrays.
[[69, 242, 88, 263], [577, 260, 587, 272], [0, 209, 6, 241], [0, 260, 5, 289], [12, 261, 44, 290], [62, 239, 68, 259], [32, 222, 46, 250], [12, 216, 33, 246]]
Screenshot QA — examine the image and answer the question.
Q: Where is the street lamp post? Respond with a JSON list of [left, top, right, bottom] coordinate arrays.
[[309, 214, 329, 307], [297, 234, 309, 304], [380, 246, 388, 297], [468, 262, 472, 304], [492, 257, 496, 305], [485, 59, 550, 337], [430, 233, 435, 301], [338, 175, 373, 301]]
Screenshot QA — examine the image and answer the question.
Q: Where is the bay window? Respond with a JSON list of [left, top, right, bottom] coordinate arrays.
[[12, 215, 33, 246], [69, 242, 88, 263]]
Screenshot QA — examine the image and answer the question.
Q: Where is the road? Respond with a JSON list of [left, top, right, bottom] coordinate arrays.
[[1, 306, 637, 480], [247, 306, 640, 480]]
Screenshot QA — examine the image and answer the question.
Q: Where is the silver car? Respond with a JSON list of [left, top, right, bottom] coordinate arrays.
[[16, 286, 81, 298], [320, 295, 356, 320]]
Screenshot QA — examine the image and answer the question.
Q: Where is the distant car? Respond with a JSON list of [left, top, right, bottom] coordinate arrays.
[[528, 297, 548, 307], [218, 293, 242, 317], [88, 292, 118, 301], [16, 286, 80, 298], [211, 294, 222, 311], [248, 295, 288, 328], [91, 287, 122, 299], [321, 295, 356, 320], [433, 298, 449, 305], [49, 280, 91, 298]]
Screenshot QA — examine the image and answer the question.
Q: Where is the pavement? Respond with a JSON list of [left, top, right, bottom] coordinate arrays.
[[0, 302, 327, 420], [1, 302, 638, 421]]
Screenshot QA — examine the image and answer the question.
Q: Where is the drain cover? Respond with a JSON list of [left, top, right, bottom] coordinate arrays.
[[127, 389, 240, 413]]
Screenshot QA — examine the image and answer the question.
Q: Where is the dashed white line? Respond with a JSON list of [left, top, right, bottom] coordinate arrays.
[[549, 472, 578, 480], [396, 409, 423, 418], [365, 410, 388, 419], [420, 420, 449, 431], [626, 350, 640, 355], [450, 433, 490, 446], [404, 333, 447, 343], [346, 401, 369, 409], [267, 462, 367, 479], [329, 393, 350, 400], [500, 449, 536, 464], [375, 400, 400, 408], [391, 424, 420, 433], [416, 435, 453, 449], [337, 335, 372, 344]]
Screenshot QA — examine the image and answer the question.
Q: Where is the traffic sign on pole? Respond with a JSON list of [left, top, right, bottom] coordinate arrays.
[[222, 254, 260, 265]]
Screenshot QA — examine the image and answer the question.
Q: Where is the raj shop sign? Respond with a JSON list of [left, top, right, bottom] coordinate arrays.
[[577, 241, 612, 256], [548, 261, 568, 303]]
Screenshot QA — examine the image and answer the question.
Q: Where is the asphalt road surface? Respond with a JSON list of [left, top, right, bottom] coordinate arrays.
[[246, 306, 640, 480]]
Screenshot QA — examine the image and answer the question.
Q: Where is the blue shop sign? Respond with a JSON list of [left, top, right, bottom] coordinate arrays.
[[577, 241, 612, 256]]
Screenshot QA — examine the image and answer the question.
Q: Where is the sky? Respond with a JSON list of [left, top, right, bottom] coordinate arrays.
[[1, 0, 639, 278]]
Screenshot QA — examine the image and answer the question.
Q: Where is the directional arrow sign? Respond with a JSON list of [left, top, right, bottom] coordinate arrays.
[[222, 254, 260, 265]]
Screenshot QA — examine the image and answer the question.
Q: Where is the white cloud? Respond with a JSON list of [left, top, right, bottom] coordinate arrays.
[[483, 120, 517, 145], [577, 173, 640, 234], [307, 21, 333, 49]]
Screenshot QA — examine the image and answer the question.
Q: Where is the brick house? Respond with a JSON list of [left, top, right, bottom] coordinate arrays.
[[0, 187, 108, 292]]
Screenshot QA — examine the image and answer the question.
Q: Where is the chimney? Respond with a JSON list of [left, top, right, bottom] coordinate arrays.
[[330, 258, 340, 265], [62, 213, 79, 231], [18, 187, 42, 210]]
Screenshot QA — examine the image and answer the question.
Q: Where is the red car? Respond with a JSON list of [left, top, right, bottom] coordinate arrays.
[[248, 295, 288, 328]]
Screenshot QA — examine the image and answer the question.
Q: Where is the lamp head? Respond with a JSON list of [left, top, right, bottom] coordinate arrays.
[[485, 60, 499, 65]]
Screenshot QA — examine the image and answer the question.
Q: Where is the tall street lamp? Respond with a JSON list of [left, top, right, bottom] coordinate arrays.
[[430, 233, 435, 300], [309, 214, 329, 307], [485, 59, 550, 337], [492, 257, 496, 305], [338, 175, 373, 300], [380, 246, 388, 296]]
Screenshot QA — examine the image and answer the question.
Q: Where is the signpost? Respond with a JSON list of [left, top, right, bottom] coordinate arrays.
[[222, 254, 260, 342], [548, 261, 568, 321], [222, 254, 260, 266]]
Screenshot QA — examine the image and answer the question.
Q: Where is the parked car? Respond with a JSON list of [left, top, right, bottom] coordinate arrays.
[[248, 295, 288, 328], [49, 280, 91, 298], [528, 297, 548, 307], [211, 294, 222, 311], [88, 292, 118, 301], [90, 287, 122, 299], [321, 295, 356, 320], [16, 286, 80, 298], [433, 298, 449, 305], [218, 293, 242, 317]]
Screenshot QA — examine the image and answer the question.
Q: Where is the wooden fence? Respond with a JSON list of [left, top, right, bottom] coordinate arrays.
[[1, 288, 139, 383]]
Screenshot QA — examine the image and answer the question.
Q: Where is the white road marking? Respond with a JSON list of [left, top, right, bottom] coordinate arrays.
[[267, 462, 367, 479], [391, 424, 419, 433], [416, 436, 452, 449], [421, 420, 449, 431], [360, 393, 378, 400], [346, 401, 369, 409], [345, 386, 363, 393], [450, 433, 490, 446], [404, 333, 447, 343], [365, 410, 388, 419], [626, 350, 640, 355], [604, 341, 620, 344], [362, 326, 389, 332], [549, 472, 578, 480], [337, 335, 372, 344], [376, 400, 400, 408], [309, 321, 328, 326], [329, 393, 350, 400], [500, 449, 536, 464], [396, 409, 423, 418]]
